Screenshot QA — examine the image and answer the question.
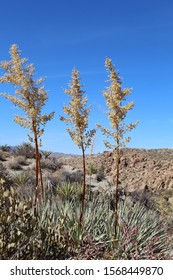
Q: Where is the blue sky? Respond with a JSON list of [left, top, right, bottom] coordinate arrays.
[[0, 0, 173, 154]]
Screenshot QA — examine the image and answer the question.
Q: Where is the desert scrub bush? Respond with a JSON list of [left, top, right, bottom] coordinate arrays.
[[15, 155, 28, 165], [46, 170, 64, 187], [40, 157, 63, 171], [0, 163, 13, 189], [0, 146, 11, 161], [0, 183, 69, 260], [0, 144, 11, 152], [0, 163, 7, 177], [8, 158, 23, 170], [0, 150, 7, 161], [0, 184, 34, 259], [96, 167, 105, 182], [61, 170, 83, 184], [14, 143, 35, 159], [154, 193, 173, 220], [130, 188, 155, 210]]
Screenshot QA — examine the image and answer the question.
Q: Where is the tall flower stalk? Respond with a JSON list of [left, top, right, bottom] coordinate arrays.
[[97, 58, 138, 238], [0, 44, 54, 210], [60, 68, 96, 226]]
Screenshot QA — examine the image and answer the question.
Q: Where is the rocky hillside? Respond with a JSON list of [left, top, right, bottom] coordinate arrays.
[[59, 148, 173, 220], [59, 148, 173, 191]]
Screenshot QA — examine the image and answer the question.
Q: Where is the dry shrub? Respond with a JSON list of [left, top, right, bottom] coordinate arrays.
[[61, 170, 83, 184], [15, 156, 27, 165], [40, 158, 63, 171], [14, 143, 35, 159], [0, 183, 69, 260], [8, 156, 28, 170], [0, 150, 9, 161], [8, 159, 23, 170], [0, 145, 11, 152]]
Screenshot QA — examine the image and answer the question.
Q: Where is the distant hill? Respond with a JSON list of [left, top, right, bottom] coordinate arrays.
[[51, 152, 79, 157]]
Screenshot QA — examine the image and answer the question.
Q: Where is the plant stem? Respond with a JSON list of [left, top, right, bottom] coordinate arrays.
[[114, 142, 120, 239], [38, 151, 44, 202], [79, 144, 86, 226], [33, 124, 39, 210]]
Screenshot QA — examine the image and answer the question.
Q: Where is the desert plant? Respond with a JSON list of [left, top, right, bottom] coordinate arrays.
[[0, 163, 12, 189], [70, 233, 106, 260], [0, 179, 171, 260], [41, 150, 52, 159], [0, 183, 68, 260], [8, 159, 23, 170], [56, 182, 82, 202], [96, 165, 105, 182], [90, 164, 97, 174], [0, 44, 54, 209], [0, 163, 7, 177], [12, 172, 31, 187], [60, 68, 96, 226], [14, 142, 35, 159], [40, 157, 63, 171], [110, 201, 171, 259], [97, 58, 138, 238], [0, 144, 11, 152], [0, 150, 7, 161], [61, 170, 83, 184], [45, 194, 114, 248], [14, 155, 27, 165], [8, 155, 27, 170]]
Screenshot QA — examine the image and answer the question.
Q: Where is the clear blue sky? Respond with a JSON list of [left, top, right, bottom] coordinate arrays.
[[0, 0, 173, 154]]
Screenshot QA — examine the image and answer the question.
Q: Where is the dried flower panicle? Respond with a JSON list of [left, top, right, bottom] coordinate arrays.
[[0, 44, 54, 207], [97, 58, 138, 149], [60, 68, 96, 226], [60, 68, 96, 151], [0, 44, 54, 146]]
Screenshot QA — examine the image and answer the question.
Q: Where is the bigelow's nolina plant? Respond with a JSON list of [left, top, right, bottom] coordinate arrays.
[[97, 58, 138, 238], [0, 44, 54, 210], [60, 68, 96, 226]]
